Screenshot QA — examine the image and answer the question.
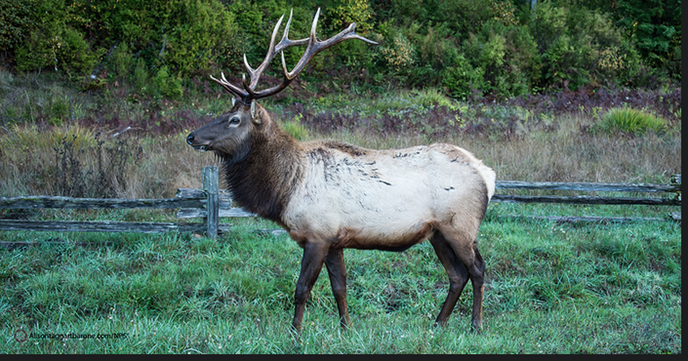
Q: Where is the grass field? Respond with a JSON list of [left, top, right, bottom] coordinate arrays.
[[0, 202, 681, 353], [0, 70, 682, 354]]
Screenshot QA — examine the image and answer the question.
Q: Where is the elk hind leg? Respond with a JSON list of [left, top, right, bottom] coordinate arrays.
[[325, 248, 351, 328], [429, 231, 469, 327], [437, 227, 486, 332], [469, 247, 486, 332]]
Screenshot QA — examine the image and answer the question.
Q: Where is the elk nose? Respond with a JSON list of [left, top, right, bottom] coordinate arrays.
[[186, 133, 194, 145]]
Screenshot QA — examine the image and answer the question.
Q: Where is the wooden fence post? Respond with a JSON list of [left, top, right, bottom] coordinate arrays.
[[202, 166, 219, 239]]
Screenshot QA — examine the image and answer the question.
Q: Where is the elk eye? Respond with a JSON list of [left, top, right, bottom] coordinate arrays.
[[228, 116, 241, 125]]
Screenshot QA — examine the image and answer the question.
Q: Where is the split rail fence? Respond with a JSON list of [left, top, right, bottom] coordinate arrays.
[[0, 166, 681, 240]]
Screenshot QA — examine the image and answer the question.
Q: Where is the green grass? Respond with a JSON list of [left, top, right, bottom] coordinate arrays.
[[596, 107, 668, 135], [1, 208, 681, 354]]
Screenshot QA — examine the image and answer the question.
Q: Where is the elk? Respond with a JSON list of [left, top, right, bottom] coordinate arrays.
[[186, 8, 496, 332]]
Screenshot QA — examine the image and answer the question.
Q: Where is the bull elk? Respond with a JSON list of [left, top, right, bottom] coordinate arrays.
[[186, 8, 496, 332]]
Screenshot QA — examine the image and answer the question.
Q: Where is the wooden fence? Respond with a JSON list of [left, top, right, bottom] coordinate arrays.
[[0, 166, 681, 240], [0, 166, 228, 238]]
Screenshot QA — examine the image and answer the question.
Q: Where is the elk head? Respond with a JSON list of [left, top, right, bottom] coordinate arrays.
[[186, 8, 377, 162]]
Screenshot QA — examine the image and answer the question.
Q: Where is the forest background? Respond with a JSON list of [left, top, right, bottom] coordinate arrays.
[[0, 0, 681, 102]]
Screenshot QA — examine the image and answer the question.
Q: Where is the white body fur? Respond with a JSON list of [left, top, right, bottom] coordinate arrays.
[[284, 142, 496, 250]]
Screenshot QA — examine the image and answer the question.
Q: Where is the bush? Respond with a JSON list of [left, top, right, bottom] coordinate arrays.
[[375, 30, 416, 80], [133, 58, 150, 94], [595, 107, 667, 135], [56, 27, 105, 77], [9, 0, 240, 80], [53, 132, 142, 198], [609, 0, 681, 81], [0, 0, 34, 53], [433, 0, 496, 39], [0, 0, 679, 100], [110, 42, 135, 80], [14, 30, 57, 73], [280, 113, 310, 141], [162, 0, 238, 75], [152, 66, 183, 100], [463, 20, 540, 98], [441, 54, 485, 100], [529, 2, 643, 91], [12, 0, 103, 77], [329, 0, 374, 32], [401, 22, 460, 87]]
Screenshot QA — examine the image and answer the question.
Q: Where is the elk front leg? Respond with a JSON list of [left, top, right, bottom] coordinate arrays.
[[292, 242, 329, 332], [325, 248, 351, 328]]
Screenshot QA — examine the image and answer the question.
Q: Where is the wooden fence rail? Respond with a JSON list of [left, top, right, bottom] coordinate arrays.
[[0, 166, 230, 237], [492, 176, 681, 206], [0, 167, 681, 240]]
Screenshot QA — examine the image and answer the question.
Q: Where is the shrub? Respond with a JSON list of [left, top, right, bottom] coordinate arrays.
[[53, 131, 142, 198], [595, 107, 667, 135], [13, 0, 104, 77], [403, 22, 460, 87], [14, 30, 57, 73], [1, 0, 679, 99], [376, 32, 416, 77], [329, 0, 374, 32], [48, 96, 71, 127], [0, 0, 34, 53], [461, 20, 540, 98], [225, 0, 281, 74], [162, 0, 238, 75], [434, 0, 496, 39], [110, 42, 135, 80], [133, 58, 150, 94], [280, 113, 310, 141], [10, 0, 240, 81], [441, 54, 485, 100], [529, 2, 643, 91], [153, 66, 183, 100], [55, 27, 105, 77], [610, 0, 681, 80]]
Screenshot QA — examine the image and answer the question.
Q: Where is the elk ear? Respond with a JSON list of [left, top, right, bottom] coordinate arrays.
[[231, 97, 236, 107], [250, 100, 260, 124]]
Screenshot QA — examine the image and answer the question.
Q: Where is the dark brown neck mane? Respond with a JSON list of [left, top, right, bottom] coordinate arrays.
[[221, 123, 304, 225]]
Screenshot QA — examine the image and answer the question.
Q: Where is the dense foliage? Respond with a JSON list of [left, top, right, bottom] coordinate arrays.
[[0, 0, 681, 100]]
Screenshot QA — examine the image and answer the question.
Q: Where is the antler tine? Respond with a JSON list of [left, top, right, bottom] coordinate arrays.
[[281, 8, 378, 81], [249, 7, 377, 99], [243, 9, 307, 99], [209, 72, 248, 99], [310, 7, 321, 41], [274, 9, 310, 54], [243, 13, 286, 90], [213, 7, 378, 102]]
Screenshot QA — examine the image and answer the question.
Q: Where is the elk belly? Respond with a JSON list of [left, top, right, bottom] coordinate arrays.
[[333, 221, 436, 251]]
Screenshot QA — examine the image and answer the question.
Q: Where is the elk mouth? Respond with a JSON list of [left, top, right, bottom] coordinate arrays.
[[191, 144, 211, 152], [186, 133, 211, 152]]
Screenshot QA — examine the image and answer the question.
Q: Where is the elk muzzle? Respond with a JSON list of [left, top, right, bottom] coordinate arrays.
[[186, 132, 209, 152]]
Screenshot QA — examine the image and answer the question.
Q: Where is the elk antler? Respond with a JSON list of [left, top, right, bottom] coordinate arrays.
[[210, 8, 378, 103]]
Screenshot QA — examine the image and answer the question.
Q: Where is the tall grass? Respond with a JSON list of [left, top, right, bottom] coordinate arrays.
[[595, 107, 668, 135], [0, 126, 219, 198]]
